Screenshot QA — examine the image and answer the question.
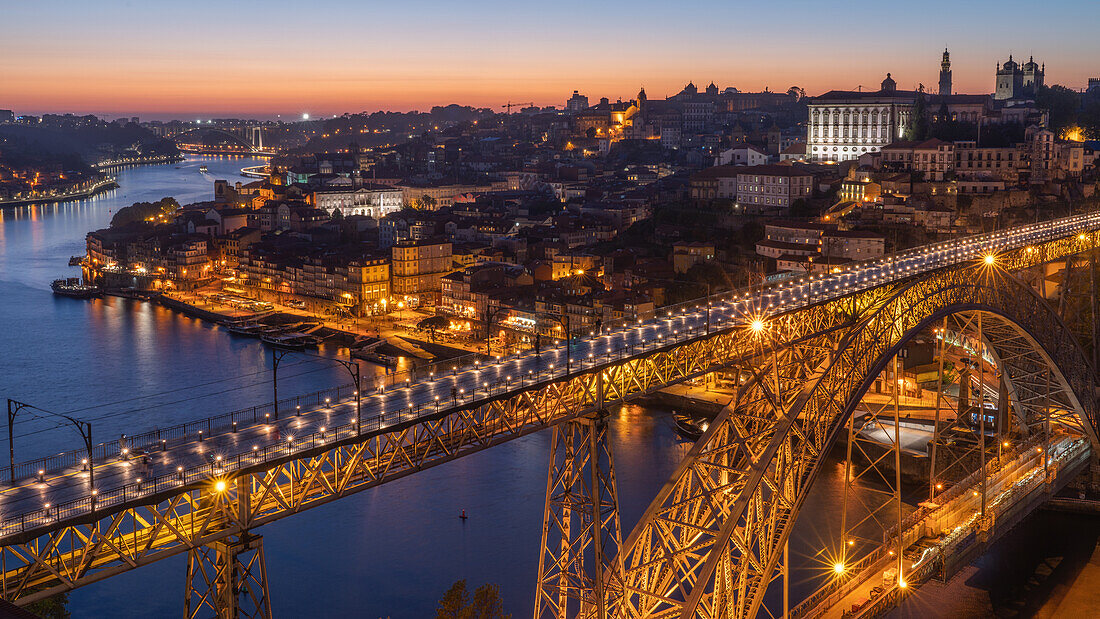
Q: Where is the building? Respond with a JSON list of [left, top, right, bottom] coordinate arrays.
[[756, 220, 884, 271], [938, 48, 952, 97], [807, 74, 914, 162], [715, 146, 768, 166], [734, 165, 815, 213], [566, 91, 589, 114], [881, 138, 956, 180], [311, 184, 403, 218], [994, 55, 1044, 101], [689, 165, 740, 201], [391, 240, 454, 305], [672, 242, 715, 273]]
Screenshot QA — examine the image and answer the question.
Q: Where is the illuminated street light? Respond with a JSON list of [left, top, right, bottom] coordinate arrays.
[[833, 562, 845, 575], [983, 254, 996, 265], [214, 480, 227, 493], [750, 319, 765, 333]]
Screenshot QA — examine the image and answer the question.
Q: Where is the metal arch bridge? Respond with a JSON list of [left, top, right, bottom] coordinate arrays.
[[3, 214, 1100, 617], [171, 127, 271, 156]]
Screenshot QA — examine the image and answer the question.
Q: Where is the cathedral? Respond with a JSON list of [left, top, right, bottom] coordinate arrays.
[[805, 49, 1049, 162], [995, 55, 1044, 100]]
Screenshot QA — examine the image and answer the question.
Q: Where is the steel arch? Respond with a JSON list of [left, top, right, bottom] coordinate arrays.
[[612, 263, 1098, 619]]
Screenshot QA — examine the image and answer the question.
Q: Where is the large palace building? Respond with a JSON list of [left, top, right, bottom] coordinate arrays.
[[807, 50, 1046, 163], [806, 73, 914, 163]]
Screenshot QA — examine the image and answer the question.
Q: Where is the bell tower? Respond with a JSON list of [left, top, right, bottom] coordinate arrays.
[[939, 48, 952, 96]]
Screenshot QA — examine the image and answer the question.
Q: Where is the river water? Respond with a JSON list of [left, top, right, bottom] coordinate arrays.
[[0, 156, 1091, 617]]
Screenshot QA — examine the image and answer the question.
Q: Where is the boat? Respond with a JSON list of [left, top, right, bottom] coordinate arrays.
[[198, 165, 208, 173], [261, 333, 306, 349], [673, 412, 708, 441], [51, 278, 100, 299], [352, 349, 398, 367], [261, 332, 321, 350], [225, 322, 271, 337]]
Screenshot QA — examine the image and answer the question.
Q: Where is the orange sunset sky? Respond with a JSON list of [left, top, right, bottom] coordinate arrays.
[[3, 0, 1098, 120]]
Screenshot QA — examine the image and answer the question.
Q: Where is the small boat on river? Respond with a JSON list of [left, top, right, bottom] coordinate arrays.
[[51, 278, 100, 299]]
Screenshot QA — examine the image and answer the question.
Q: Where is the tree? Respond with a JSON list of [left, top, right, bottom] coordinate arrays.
[[1080, 97, 1100, 140], [437, 580, 470, 619], [437, 580, 510, 619], [904, 94, 930, 141], [1036, 84, 1082, 133], [416, 195, 438, 210], [25, 593, 71, 619], [469, 583, 508, 619], [418, 315, 449, 342]]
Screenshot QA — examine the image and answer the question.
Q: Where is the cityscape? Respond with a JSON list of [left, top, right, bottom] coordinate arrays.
[[4, 2, 1100, 618]]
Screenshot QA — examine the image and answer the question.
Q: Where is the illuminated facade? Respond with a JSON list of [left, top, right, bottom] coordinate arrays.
[[807, 74, 913, 162]]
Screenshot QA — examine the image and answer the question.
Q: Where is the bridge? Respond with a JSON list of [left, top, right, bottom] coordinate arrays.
[[172, 127, 275, 156], [4, 213, 1100, 618]]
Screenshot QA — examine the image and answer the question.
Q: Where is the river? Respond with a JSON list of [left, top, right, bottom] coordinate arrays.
[[0, 156, 1092, 617]]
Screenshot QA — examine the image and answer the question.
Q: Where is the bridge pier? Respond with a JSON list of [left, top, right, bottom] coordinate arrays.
[[184, 532, 272, 619], [534, 408, 622, 619]]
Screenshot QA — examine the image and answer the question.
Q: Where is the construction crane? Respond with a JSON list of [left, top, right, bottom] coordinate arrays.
[[502, 101, 534, 114]]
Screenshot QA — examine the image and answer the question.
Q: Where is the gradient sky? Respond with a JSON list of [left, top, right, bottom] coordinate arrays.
[[3, 0, 1098, 120]]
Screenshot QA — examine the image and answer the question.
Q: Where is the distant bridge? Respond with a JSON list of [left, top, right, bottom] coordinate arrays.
[[3, 214, 1100, 618], [171, 127, 274, 156]]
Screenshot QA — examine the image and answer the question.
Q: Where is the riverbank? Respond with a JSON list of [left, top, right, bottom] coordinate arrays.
[[0, 177, 118, 208], [154, 292, 473, 364], [93, 153, 184, 171]]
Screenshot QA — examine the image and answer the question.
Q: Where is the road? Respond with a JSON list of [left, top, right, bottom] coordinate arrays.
[[3, 213, 1098, 537]]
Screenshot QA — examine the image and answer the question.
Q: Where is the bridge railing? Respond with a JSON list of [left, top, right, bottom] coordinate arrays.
[[0, 382, 358, 484], [792, 432, 1084, 619], [9, 214, 1100, 530], [0, 323, 746, 536]]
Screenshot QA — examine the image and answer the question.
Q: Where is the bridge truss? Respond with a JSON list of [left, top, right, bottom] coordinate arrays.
[[1, 229, 1099, 618]]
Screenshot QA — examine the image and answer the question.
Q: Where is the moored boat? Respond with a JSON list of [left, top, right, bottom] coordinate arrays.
[[51, 278, 100, 299]]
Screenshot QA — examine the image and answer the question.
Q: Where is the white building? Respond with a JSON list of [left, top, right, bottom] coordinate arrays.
[[807, 74, 913, 163], [716, 145, 768, 166], [312, 184, 403, 219]]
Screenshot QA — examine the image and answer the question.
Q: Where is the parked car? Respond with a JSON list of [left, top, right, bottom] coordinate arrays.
[[850, 596, 869, 613], [286, 299, 306, 309], [870, 585, 884, 599]]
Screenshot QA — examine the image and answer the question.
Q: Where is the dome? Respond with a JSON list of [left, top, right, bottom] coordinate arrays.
[[1024, 55, 1039, 70], [880, 72, 897, 92], [1003, 54, 1017, 70]]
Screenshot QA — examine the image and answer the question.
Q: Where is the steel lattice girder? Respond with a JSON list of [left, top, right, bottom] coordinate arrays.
[[0, 289, 868, 604], [2, 235, 1096, 607], [612, 261, 1099, 619], [535, 413, 624, 619]]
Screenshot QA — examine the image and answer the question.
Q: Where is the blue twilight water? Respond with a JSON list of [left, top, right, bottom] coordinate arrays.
[[1, 155, 1039, 617]]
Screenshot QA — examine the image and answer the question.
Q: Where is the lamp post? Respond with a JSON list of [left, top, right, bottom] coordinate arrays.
[[271, 348, 289, 420], [6, 399, 95, 491], [273, 351, 362, 434], [485, 307, 512, 357], [541, 314, 572, 374]]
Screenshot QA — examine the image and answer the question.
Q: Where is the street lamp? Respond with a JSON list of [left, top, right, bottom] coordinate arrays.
[[7, 399, 95, 491], [272, 350, 362, 434], [485, 307, 512, 357], [541, 314, 572, 374]]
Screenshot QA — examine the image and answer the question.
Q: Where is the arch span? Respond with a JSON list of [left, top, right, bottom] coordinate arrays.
[[172, 128, 256, 150], [613, 263, 1098, 619]]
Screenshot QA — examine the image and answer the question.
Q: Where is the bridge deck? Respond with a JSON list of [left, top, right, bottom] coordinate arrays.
[[797, 433, 1090, 619], [3, 214, 1099, 553]]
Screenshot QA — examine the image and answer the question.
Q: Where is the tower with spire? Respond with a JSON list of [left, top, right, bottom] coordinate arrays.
[[938, 48, 952, 96]]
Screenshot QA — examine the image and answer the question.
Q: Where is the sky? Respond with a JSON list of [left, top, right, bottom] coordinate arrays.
[[2, 0, 1098, 121]]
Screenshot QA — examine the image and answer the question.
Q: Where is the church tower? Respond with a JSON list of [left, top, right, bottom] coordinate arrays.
[[939, 48, 952, 97]]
